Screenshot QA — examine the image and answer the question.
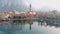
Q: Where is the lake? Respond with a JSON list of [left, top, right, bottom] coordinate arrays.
[[0, 19, 60, 34]]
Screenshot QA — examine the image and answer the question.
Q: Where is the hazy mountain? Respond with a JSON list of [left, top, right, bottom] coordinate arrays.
[[0, 0, 29, 12], [39, 6, 54, 12], [0, 0, 56, 12]]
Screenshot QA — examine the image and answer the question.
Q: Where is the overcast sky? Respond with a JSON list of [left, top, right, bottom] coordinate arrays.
[[0, 0, 60, 11]]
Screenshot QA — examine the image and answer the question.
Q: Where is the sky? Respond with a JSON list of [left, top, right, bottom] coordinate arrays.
[[0, 0, 60, 11]]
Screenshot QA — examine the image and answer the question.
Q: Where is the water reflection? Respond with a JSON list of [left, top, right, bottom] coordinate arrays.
[[0, 18, 60, 34]]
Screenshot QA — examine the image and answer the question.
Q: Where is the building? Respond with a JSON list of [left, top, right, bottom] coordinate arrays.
[[27, 4, 36, 18]]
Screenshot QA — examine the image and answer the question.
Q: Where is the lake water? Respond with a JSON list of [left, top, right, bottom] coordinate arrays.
[[0, 19, 60, 34]]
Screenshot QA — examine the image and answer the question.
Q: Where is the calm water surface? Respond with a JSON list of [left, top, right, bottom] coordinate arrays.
[[0, 19, 60, 34]]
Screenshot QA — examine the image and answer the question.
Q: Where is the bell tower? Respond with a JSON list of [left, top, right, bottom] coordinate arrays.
[[29, 4, 32, 12]]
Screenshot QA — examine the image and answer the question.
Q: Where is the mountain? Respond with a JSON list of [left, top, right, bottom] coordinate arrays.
[[0, 0, 29, 12], [0, 0, 57, 12], [39, 6, 54, 12]]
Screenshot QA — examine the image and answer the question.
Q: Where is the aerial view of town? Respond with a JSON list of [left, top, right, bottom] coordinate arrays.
[[0, 0, 60, 34]]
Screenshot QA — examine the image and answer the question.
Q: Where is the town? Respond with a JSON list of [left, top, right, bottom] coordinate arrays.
[[0, 4, 60, 21]]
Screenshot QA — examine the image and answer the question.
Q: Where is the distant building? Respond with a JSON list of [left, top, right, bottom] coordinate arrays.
[[27, 4, 36, 18]]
